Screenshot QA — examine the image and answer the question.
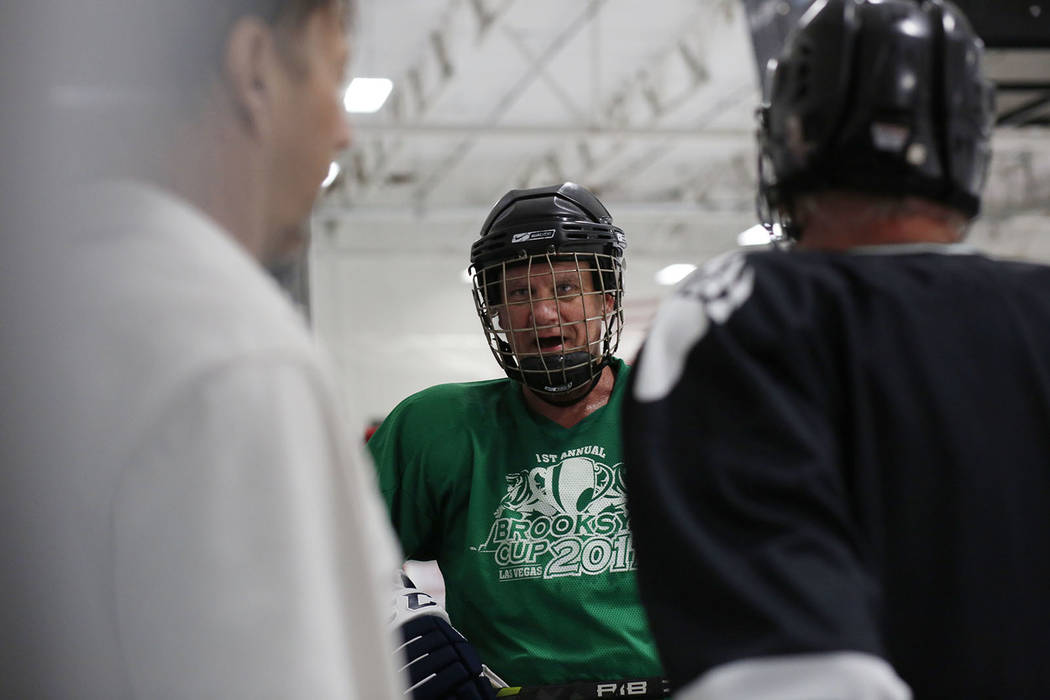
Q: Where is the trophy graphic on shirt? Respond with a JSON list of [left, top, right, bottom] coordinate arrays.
[[494, 456, 620, 518]]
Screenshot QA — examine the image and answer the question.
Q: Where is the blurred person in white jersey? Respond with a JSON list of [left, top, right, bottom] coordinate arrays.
[[3, 0, 405, 697]]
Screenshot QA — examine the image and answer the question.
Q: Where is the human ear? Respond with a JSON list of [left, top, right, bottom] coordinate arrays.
[[222, 16, 277, 138]]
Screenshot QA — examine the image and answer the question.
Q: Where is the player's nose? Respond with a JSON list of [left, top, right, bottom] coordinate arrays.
[[528, 296, 560, 325]]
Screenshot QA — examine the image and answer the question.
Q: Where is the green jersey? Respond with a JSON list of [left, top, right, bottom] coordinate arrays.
[[369, 359, 663, 687]]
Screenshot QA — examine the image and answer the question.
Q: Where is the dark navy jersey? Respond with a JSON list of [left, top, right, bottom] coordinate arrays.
[[623, 245, 1050, 698]]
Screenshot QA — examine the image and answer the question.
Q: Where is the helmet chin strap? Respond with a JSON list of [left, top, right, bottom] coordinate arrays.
[[517, 352, 606, 406]]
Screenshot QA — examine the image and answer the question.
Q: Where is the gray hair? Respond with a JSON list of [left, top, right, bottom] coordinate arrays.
[[796, 191, 970, 241]]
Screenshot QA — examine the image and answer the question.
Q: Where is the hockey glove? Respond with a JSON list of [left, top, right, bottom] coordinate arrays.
[[393, 575, 498, 700]]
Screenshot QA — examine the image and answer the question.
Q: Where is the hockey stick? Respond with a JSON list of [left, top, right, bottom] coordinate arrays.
[[495, 676, 670, 699]]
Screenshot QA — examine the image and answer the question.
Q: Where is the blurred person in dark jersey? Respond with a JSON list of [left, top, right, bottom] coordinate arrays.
[[624, 1, 1050, 698]]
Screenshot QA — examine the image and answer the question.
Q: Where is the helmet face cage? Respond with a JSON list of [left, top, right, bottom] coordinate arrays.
[[470, 251, 624, 400]]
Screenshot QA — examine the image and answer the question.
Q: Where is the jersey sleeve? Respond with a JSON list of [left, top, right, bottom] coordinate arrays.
[[112, 358, 404, 699], [367, 393, 445, 560], [623, 252, 888, 690]]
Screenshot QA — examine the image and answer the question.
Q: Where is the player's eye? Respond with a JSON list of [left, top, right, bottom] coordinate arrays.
[[556, 282, 579, 296], [506, 286, 530, 300]]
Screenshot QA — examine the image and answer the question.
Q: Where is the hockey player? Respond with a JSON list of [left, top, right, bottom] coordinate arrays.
[[6, 0, 406, 697], [371, 183, 669, 698], [623, 1, 1050, 698]]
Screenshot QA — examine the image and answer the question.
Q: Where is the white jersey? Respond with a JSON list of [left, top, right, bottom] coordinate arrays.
[[6, 182, 404, 698]]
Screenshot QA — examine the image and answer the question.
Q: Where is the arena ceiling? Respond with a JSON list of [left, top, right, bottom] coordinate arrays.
[[315, 0, 1050, 260]]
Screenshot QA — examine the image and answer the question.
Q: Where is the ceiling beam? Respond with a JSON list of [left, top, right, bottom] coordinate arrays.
[[501, 26, 588, 123], [345, 0, 519, 200], [348, 121, 1050, 148], [353, 123, 754, 141], [411, 0, 612, 202], [506, 0, 754, 196]]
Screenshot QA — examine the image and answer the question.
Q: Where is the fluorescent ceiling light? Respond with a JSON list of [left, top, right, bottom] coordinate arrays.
[[737, 224, 773, 247], [343, 77, 393, 113], [655, 263, 697, 286], [322, 161, 340, 188]]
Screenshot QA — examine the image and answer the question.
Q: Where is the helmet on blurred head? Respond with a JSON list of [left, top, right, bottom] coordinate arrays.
[[756, 0, 995, 240]]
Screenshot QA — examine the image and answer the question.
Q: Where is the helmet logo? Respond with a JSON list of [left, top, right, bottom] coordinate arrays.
[[871, 122, 910, 153], [511, 229, 556, 244]]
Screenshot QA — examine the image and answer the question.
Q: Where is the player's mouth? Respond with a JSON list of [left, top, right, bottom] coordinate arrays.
[[536, 335, 567, 353]]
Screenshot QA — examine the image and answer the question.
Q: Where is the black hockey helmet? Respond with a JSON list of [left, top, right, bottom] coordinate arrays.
[[756, 0, 995, 240], [469, 183, 626, 403]]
